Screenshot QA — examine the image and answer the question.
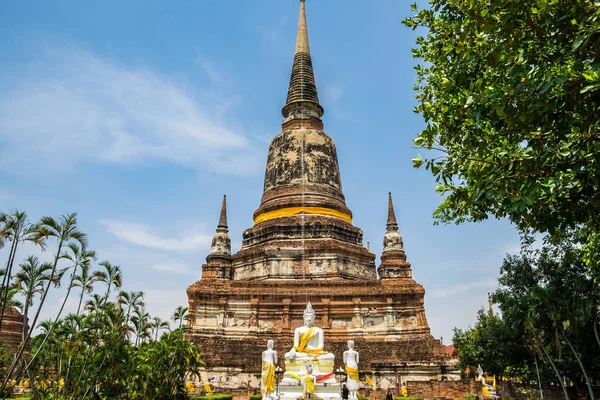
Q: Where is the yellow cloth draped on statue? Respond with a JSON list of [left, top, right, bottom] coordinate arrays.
[[304, 374, 315, 395], [345, 365, 359, 382], [294, 326, 327, 358], [482, 385, 490, 397], [262, 361, 276, 395], [204, 383, 213, 395]]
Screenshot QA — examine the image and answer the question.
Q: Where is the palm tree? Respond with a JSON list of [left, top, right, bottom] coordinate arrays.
[[73, 263, 103, 317], [14, 256, 53, 344], [54, 243, 97, 322], [1, 213, 86, 394], [13, 256, 55, 390], [24, 244, 98, 378], [151, 317, 170, 342], [117, 290, 144, 334], [0, 212, 8, 249], [131, 306, 152, 346], [171, 306, 189, 330], [0, 211, 46, 332], [85, 294, 106, 316], [0, 286, 24, 313], [96, 261, 122, 302]]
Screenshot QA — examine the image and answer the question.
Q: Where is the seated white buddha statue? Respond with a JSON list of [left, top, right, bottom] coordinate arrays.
[[285, 302, 334, 362]]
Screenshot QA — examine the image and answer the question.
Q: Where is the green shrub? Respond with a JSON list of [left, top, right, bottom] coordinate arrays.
[[358, 396, 368, 400], [460, 395, 477, 400], [250, 395, 262, 400], [191, 395, 233, 400]]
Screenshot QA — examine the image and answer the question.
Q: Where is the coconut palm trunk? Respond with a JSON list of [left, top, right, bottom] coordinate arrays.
[[561, 329, 595, 400], [25, 268, 77, 372], [0, 212, 46, 333], [0, 238, 65, 397], [0, 235, 19, 332], [539, 343, 569, 400], [594, 304, 600, 349]]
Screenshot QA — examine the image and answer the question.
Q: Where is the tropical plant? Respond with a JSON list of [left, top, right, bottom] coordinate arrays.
[[96, 260, 122, 302], [0, 211, 204, 399], [152, 316, 170, 342], [73, 261, 103, 317], [495, 239, 599, 398], [118, 290, 145, 333], [172, 305, 189, 330], [0, 211, 46, 332]]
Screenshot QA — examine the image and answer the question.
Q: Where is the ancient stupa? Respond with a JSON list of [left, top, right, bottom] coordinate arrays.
[[186, 0, 449, 389]]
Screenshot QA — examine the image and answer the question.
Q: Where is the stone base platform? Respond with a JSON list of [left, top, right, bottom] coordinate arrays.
[[278, 382, 341, 400]]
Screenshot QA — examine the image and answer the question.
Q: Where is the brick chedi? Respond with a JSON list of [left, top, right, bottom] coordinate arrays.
[[0, 307, 26, 352], [186, 0, 451, 390]]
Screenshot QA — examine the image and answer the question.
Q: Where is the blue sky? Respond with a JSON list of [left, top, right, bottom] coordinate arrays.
[[0, 0, 520, 342]]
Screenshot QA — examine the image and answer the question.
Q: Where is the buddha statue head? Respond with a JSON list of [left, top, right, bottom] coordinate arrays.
[[305, 363, 313, 375], [303, 302, 316, 327]]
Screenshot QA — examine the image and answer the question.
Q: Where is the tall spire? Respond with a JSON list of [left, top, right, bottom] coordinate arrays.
[[383, 192, 404, 253], [217, 195, 228, 233], [295, 0, 310, 54], [379, 192, 410, 279], [281, 0, 324, 120], [207, 195, 231, 263], [387, 192, 398, 231]]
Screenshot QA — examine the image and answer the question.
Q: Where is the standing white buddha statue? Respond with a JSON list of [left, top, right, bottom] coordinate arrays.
[[262, 340, 278, 399], [343, 340, 360, 400]]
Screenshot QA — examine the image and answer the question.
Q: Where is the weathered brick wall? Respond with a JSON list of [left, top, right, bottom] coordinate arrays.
[[230, 388, 258, 400], [0, 307, 25, 352], [405, 380, 481, 400], [188, 333, 447, 374]]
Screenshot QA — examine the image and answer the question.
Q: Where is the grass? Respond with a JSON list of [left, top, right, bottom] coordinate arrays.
[[191, 395, 234, 400]]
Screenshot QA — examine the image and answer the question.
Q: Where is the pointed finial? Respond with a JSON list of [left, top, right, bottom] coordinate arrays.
[[281, 0, 324, 119], [295, 0, 310, 54], [217, 195, 228, 233], [387, 192, 398, 231], [207, 195, 232, 263]]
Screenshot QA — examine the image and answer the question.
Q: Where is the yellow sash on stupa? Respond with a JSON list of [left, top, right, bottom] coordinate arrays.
[[304, 374, 315, 394], [294, 327, 327, 358], [345, 365, 359, 382], [262, 361, 276, 395]]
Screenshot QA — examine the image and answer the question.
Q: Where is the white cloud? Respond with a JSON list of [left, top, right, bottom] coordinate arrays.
[[429, 278, 497, 299], [143, 288, 189, 327], [151, 261, 195, 275], [258, 17, 287, 49], [197, 56, 228, 87], [0, 45, 261, 175], [99, 219, 212, 252], [323, 83, 343, 104]]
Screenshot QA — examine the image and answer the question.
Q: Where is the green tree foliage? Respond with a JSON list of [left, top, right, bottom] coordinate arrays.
[[455, 239, 600, 397], [0, 209, 204, 399], [403, 0, 600, 265], [495, 239, 599, 398], [452, 309, 526, 379]]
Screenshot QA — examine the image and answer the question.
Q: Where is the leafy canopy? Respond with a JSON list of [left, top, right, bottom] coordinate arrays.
[[403, 0, 600, 237]]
